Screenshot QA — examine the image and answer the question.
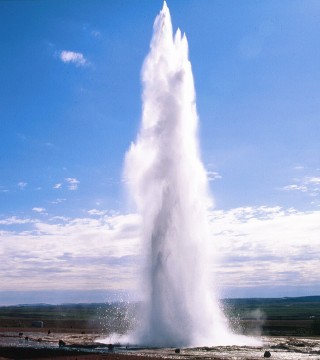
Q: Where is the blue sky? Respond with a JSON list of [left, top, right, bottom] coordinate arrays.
[[0, 0, 319, 304]]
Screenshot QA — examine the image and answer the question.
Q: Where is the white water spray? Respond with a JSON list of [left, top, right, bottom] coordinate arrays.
[[125, 2, 256, 347]]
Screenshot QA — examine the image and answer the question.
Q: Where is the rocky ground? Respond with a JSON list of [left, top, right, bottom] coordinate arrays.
[[0, 329, 320, 360]]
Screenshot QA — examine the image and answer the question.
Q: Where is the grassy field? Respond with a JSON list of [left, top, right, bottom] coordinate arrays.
[[224, 296, 320, 319], [0, 296, 319, 336], [223, 296, 320, 336], [0, 302, 136, 334]]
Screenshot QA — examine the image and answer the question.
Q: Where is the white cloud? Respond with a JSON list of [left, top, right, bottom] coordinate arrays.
[[209, 206, 320, 291], [65, 178, 80, 190], [308, 177, 320, 184], [207, 171, 222, 181], [0, 212, 141, 291], [32, 207, 46, 214], [17, 182, 27, 190], [0, 216, 34, 225], [59, 50, 88, 67], [0, 206, 319, 295], [51, 198, 66, 204], [281, 175, 320, 197], [282, 184, 308, 192], [88, 209, 106, 216], [53, 183, 62, 189]]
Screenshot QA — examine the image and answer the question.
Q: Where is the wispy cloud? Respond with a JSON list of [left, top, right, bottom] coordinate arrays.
[[65, 178, 80, 191], [16, 133, 55, 150], [32, 207, 46, 214], [281, 176, 320, 197], [88, 209, 107, 216], [50, 198, 66, 204], [91, 30, 101, 37], [82, 23, 101, 38], [17, 182, 27, 190], [207, 171, 222, 181], [308, 177, 320, 184], [282, 184, 308, 192], [53, 183, 62, 189], [59, 50, 88, 67], [0, 216, 34, 225], [293, 165, 304, 171]]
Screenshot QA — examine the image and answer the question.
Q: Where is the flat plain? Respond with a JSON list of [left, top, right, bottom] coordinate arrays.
[[0, 296, 320, 359]]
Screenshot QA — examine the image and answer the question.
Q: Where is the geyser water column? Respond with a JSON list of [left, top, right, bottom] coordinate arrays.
[[125, 2, 246, 347]]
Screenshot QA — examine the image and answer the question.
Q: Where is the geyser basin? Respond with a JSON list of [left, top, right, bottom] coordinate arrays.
[[122, 2, 259, 347]]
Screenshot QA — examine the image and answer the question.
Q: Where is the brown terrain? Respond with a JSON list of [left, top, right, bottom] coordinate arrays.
[[0, 298, 319, 359]]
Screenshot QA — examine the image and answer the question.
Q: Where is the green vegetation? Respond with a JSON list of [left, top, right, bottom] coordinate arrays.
[[223, 296, 320, 320], [312, 318, 320, 335], [0, 302, 137, 333], [223, 296, 320, 336], [0, 296, 319, 336], [0, 303, 99, 320]]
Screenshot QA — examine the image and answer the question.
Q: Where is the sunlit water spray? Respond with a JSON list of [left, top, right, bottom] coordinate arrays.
[[107, 2, 259, 347]]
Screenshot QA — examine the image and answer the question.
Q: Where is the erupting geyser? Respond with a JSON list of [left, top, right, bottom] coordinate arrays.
[[124, 2, 256, 347]]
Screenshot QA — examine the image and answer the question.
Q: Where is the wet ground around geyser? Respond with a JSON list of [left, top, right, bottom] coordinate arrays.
[[1, 330, 320, 359], [123, 337, 320, 359]]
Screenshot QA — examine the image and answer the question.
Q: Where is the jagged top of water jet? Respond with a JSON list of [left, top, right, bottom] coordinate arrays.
[[158, 1, 171, 26], [151, 1, 172, 47], [162, 1, 169, 13]]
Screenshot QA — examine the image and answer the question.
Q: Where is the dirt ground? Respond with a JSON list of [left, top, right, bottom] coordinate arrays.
[[1, 326, 319, 359], [0, 352, 165, 360], [0, 327, 168, 360]]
